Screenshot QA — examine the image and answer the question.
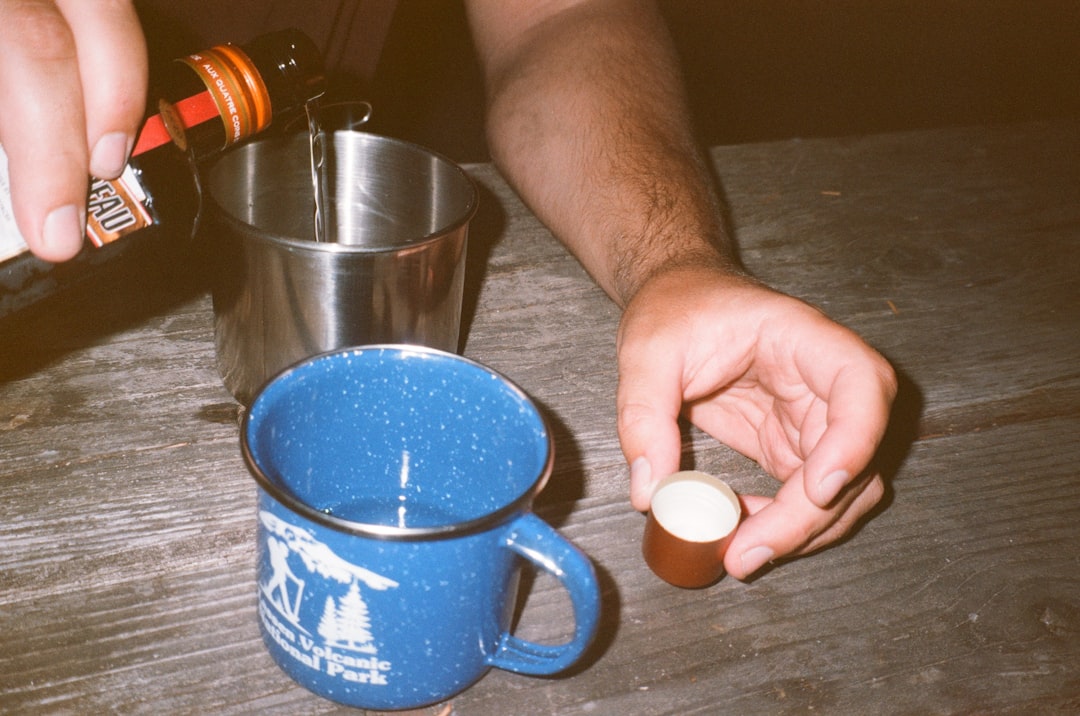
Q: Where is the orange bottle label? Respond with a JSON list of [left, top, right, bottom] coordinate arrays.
[[85, 166, 153, 247], [178, 44, 272, 147]]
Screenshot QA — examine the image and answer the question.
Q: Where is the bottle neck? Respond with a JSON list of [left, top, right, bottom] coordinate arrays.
[[132, 30, 326, 160]]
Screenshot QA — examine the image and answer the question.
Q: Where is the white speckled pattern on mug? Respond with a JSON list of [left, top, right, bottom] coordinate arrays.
[[241, 345, 601, 710]]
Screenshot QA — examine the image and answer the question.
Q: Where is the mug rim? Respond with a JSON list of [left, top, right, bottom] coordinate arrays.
[[207, 130, 479, 255], [240, 344, 554, 541]]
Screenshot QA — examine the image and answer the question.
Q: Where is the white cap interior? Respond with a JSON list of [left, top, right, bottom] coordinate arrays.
[[651, 472, 740, 542]]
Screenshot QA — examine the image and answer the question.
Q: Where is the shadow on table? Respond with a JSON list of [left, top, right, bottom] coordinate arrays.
[[0, 251, 206, 383], [457, 179, 507, 354], [877, 367, 925, 494], [511, 401, 624, 671]]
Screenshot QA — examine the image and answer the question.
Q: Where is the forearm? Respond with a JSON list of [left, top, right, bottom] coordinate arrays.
[[466, 0, 738, 307]]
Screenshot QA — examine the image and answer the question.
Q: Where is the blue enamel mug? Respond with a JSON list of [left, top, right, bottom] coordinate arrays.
[[241, 345, 601, 710]]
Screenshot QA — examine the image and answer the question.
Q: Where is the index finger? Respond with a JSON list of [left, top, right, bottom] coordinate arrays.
[[56, 0, 147, 177], [0, 0, 146, 262], [0, 1, 89, 261]]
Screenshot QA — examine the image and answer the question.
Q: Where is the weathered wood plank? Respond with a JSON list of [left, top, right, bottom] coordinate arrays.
[[2, 121, 1078, 714]]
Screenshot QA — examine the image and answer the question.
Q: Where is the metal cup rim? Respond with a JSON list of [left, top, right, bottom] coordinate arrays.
[[206, 131, 479, 254]]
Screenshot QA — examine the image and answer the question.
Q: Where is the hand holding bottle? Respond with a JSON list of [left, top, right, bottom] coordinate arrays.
[[0, 0, 148, 262], [0, 20, 326, 318]]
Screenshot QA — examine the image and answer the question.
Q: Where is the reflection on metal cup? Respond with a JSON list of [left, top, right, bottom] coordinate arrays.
[[642, 471, 742, 588], [205, 129, 478, 404]]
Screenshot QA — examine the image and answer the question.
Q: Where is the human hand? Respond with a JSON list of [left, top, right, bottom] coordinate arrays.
[[617, 266, 897, 580], [0, 1, 146, 261]]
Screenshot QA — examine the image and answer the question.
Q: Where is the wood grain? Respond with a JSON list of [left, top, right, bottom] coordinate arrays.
[[2, 121, 1078, 714]]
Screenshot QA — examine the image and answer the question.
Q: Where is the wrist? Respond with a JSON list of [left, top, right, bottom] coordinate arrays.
[[616, 254, 749, 310]]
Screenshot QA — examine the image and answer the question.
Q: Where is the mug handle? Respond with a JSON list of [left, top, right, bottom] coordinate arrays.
[[489, 513, 601, 675]]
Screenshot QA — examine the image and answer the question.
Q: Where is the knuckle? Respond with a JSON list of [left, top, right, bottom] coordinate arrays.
[[876, 359, 900, 402], [834, 475, 886, 533], [801, 474, 886, 555], [2, 2, 77, 63], [863, 474, 887, 505], [615, 398, 653, 433]]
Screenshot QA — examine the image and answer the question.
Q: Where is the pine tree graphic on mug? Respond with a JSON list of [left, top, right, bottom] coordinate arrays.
[[318, 583, 378, 653], [259, 511, 398, 648]]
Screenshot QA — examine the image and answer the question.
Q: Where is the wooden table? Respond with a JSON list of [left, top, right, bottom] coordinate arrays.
[[2, 121, 1078, 714]]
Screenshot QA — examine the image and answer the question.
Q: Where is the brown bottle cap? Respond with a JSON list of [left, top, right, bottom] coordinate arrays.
[[642, 471, 742, 588]]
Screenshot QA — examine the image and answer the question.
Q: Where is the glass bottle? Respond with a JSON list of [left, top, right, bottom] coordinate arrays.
[[0, 29, 326, 318]]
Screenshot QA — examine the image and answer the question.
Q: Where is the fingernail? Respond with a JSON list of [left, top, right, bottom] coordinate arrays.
[[740, 545, 775, 576], [42, 204, 85, 259], [817, 469, 850, 505], [631, 456, 651, 484], [90, 131, 132, 179]]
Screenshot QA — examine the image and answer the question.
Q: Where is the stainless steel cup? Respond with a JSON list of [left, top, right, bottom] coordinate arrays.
[[205, 130, 478, 405]]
